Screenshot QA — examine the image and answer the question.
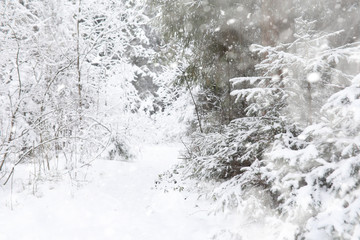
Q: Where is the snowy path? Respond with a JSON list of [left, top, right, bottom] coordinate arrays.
[[0, 144, 229, 240]]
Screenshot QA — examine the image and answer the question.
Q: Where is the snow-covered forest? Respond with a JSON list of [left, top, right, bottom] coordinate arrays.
[[1, 0, 360, 239]]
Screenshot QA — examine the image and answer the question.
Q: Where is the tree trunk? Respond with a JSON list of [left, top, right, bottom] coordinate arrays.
[[77, 0, 82, 122], [184, 78, 203, 133]]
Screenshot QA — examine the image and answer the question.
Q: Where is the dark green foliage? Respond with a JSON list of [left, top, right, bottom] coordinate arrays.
[[182, 117, 287, 181], [108, 135, 133, 161]]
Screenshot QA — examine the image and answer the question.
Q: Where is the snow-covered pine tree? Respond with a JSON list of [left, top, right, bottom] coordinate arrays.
[[260, 73, 360, 239], [253, 19, 360, 239], [251, 17, 358, 126], [167, 73, 292, 214]]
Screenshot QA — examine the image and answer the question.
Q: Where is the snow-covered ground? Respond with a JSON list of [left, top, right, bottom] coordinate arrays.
[[0, 144, 295, 240], [0, 144, 229, 240]]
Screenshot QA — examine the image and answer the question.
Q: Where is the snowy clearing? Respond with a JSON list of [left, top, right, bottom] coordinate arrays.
[[0, 144, 245, 240]]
